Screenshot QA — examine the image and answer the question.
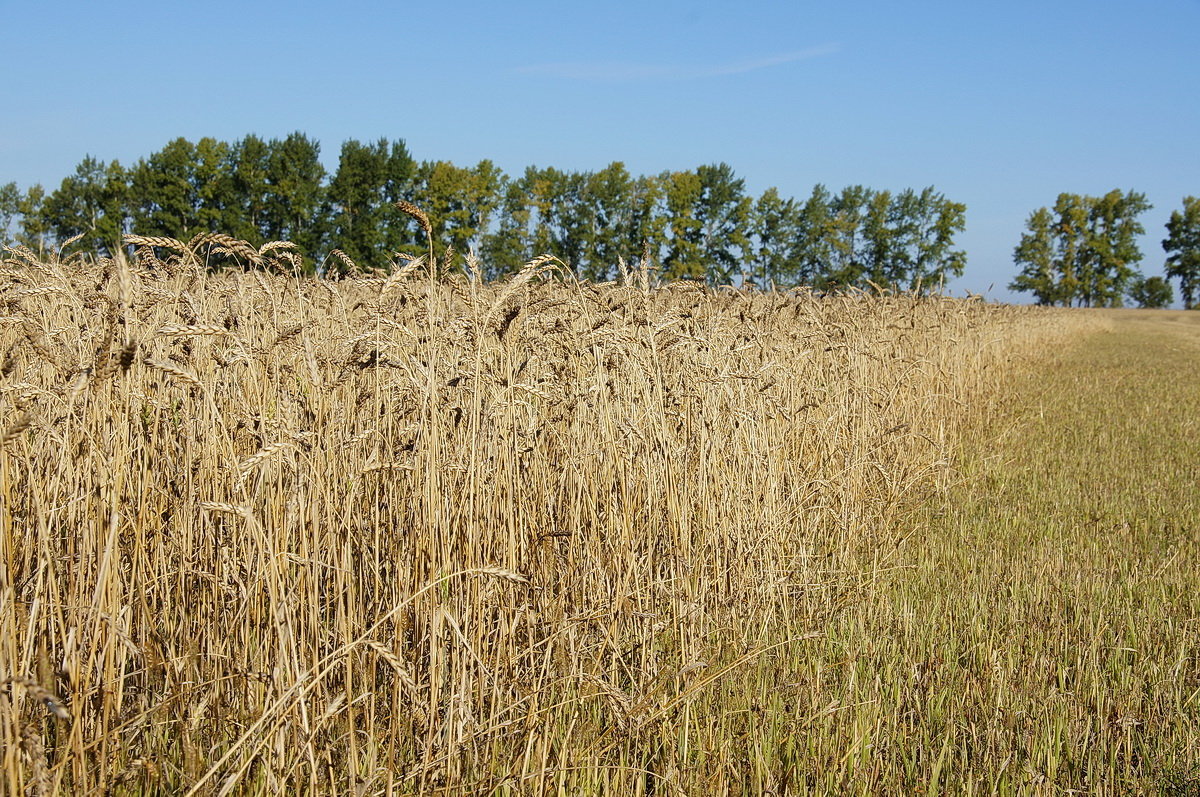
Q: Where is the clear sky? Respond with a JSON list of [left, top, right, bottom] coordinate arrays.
[[2, 0, 1197, 300]]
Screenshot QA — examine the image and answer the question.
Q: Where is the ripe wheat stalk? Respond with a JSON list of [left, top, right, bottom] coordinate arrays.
[[0, 230, 1101, 794]]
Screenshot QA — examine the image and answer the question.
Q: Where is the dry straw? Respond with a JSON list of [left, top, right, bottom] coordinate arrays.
[[1, 411, 36, 448], [144, 358, 202, 388], [0, 233, 1108, 795], [394, 200, 435, 272], [327, 249, 358, 275], [156, 323, 230, 337]]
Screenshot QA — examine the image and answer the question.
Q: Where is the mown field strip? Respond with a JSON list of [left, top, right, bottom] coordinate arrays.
[[797, 311, 1200, 794]]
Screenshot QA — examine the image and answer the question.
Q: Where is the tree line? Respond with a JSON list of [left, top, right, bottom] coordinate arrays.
[[6, 134, 1196, 304], [0, 133, 968, 289], [1008, 191, 1200, 309]]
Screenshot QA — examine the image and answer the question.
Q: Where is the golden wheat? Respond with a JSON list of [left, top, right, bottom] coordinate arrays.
[[0, 236, 1107, 794]]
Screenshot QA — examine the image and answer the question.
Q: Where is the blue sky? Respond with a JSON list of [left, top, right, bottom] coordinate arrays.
[[2, 0, 1198, 300]]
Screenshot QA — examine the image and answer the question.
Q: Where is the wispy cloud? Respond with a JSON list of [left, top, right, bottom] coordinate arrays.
[[515, 44, 840, 81]]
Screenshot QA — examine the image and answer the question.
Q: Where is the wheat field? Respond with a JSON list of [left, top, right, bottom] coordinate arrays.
[[0, 235, 1101, 794]]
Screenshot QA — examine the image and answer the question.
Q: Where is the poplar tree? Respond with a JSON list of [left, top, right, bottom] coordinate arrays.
[[326, 138, 415, 271], [16, 186, 49, 250], [522, 166, 562, 260], [1085, 189, 1151, 306], [1163, 196, 1200, 309], [516, 166, 594, 275], [626, 174, 667, 274], [661, 169, 705, 281], [10, 132, 977, 292], [862, 188, 894, 286], [1009, 207, 1062, 305], [412, 159, 503, 261], [695, 163, 752, 284], [227, 134, 272, 243], [480, 176, 533, 277], [1010, 190, 1150, 307], [265, 132, 327, 262], [794, 185, 835, 287], [1128, 275, 1174, 308], [129, 138, 203, 238], [890, 187, 967, 291], [821, 185, 871, 288], [191, 137, 234, 235], [40, 157, 129, 254], [748, 187, 800, 286], [662, 163, 750, 284], [582, 162, 636, 281], [0, 182, 19, 246]]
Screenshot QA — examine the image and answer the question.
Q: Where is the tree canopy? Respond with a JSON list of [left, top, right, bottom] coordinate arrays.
[[5, 133, 972, 290], [1128, 275, 1174, 309], [1009, 190, 1151, 307], [1163, 196, 1200, 309]]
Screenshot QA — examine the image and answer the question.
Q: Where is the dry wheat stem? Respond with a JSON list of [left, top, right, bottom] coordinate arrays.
[[0, 240, 1107, 794]]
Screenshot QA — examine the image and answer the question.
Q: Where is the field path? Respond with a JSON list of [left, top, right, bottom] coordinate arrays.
[[813, 309, 1200, 793]]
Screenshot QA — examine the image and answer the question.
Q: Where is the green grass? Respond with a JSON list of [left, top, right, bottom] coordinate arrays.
[[776, 310, 1200, 794]]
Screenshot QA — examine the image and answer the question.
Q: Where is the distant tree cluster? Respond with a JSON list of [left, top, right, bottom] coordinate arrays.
[[1009, 191, 1200, 309], [1127, 276, 1174, 309], [1009, 190, 1151, 306], [0, 134, 968, 290]]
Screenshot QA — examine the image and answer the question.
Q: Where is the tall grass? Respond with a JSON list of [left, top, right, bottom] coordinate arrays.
[[0, 235, 1091, 794]]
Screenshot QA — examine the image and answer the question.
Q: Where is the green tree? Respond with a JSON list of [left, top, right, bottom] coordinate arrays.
[[1010, 191, 1150, 307], [515, 166, 594, 274], [129, 138, 201, 238], [326, 138, 380, 268], [192, 137, 234, 235], [581, 162, 636, 281], [1163, 196, 1200, 309], [821, 185, 871, 289], [16, 185, 50, 251], [484, 164, 638, 279], [481, 174, 534, 277], [326, 138, 415, 271], [862, 188, 895, 287], [40, 156, 130, 254], [1011, 195, 1090, 306], [748, 187, 801, 287], [548, 167, 592, 274], [1084, 189, 1151, 306], [522, 166, 561, 260], [412, 159, 503, 262], [661, 169, 704, 281], [809, 186, 968, 292], [1053, 193, 1090, 304], [265, 132, 327, 262], [129, 136, 240, 255], [695, 163, 752, 284], [661, 163, 750, 284], [1128, 275, 1174, 308], [794, 185, 835, 287], [624, 174, 667, 274], [1010, 207, 1063, 305], [0, 182, 22, 247], [227, 134, 272, 243], [887, 187, 967, 291]]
